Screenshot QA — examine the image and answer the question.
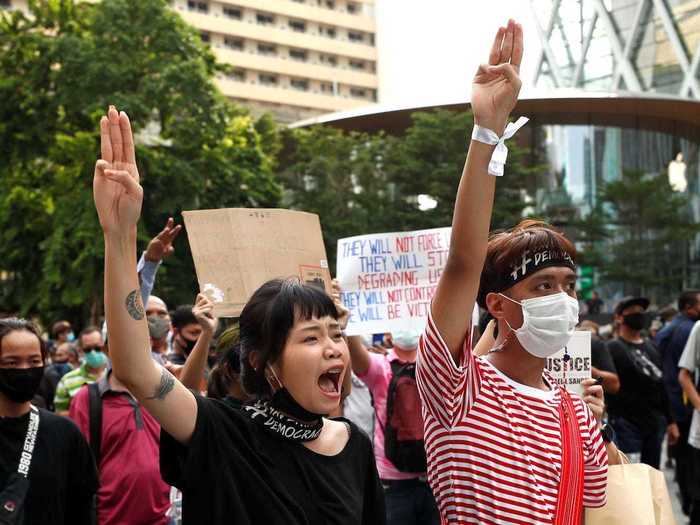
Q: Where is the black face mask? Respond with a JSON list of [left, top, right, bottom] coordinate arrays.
[[0, 367, 45, 403], [623, 312, 646, 331], [242, 388, 325, 442], [177, 333, 197, 356], [241, 368, 326, 442]]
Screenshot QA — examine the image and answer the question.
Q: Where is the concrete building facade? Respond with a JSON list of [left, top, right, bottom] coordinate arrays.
[[173, 0, 378, 122], [1, 0, 379, 123]]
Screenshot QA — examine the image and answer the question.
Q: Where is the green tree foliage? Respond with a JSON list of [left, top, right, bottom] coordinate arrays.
[[0, 0, 280, 325], [278, 126, 397, 270], [281, 110, 542, 271], [577, 169, 700, 303]]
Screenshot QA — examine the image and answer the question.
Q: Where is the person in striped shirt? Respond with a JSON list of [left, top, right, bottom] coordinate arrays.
[[415, 20, 621, 525]]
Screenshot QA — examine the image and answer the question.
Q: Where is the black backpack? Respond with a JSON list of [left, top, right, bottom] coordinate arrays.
[[383, 361, 427, 473]]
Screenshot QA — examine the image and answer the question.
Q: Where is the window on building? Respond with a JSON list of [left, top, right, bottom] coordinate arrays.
[[320, 54, 337, 66], [349, 60, 365, 71], [289, 49, 308, 62], [321, 82, 334, 93], [325, 0, 335, 8], [223, 6, 242, 19], [259, 74, 278, 86], [256, 13, 275, 25], [200, 32, 211, 43], [348, 31, 364, 43], [257, 43, 277, 56], [187, 1, 208, 13], [350, 87, 367, 98], [228, 70, 245, 82], [224, 37, 243, 50], [291, 79, 309, 91], [0, 0, 11, 8], [289, 20, 306, 33], [347, 2, 358, 14], [323, 27, 336, 38]]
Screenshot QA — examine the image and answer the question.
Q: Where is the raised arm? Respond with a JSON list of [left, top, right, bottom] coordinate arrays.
[[94, 105, 196, 443], [432, 21, 523, 360], [138, 217, 182, 305], [180, 294, 218, 391]]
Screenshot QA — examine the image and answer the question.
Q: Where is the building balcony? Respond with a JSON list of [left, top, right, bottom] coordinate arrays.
[[214, 48, 378, 88], [179, 11, 377, 61], [217, 77, 375, 112], [217, 0, 375, 32]]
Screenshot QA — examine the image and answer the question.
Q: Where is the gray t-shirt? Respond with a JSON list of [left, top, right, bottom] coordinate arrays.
[[343, 373, 374, 439]]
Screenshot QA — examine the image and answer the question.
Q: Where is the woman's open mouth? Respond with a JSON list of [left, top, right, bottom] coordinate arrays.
[[318, 367, 343, 397]]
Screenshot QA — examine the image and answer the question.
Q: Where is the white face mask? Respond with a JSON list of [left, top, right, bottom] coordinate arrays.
[[500, 292, 579, 358], [392, 329, 421, 351]]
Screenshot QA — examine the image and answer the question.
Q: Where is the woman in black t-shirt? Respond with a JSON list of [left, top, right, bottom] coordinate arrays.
[[0, 318, 98, 525], [93, 105, 385, 524]]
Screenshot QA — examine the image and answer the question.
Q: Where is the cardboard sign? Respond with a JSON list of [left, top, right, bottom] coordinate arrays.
[[183, 208, 332, 317], [336, 227, 451, 336], [544, 331, 592, 395]]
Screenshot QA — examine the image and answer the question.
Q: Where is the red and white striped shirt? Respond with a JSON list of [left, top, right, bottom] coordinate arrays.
[[416, 313, 608, 524]]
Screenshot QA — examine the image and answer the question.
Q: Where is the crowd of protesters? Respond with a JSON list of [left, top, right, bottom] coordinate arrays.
[[1, 19, 698, 525]]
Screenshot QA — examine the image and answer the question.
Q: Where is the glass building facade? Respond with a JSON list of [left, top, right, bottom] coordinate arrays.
[[530, 0, 700, 306]]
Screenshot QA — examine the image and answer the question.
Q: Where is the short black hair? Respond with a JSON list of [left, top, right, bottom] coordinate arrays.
[[78, 326, 102, 348], [678, 290, 700, 312], [239, 278, 338, 399], [0, 318, 48, 361], [171, 305, 197, 330]]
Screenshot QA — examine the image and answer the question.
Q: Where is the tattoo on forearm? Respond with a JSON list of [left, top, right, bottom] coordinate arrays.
[[125, 290, 145, 320], [147, 368, 176, 401]]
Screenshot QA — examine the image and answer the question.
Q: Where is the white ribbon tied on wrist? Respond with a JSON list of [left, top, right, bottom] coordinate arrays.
[[471, 116, 530, 176]]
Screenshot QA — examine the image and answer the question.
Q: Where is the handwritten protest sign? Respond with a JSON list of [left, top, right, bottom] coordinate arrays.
[[545, 331, 592, 395], [337, 227, 451, 336], [183, 208, 332, 317]]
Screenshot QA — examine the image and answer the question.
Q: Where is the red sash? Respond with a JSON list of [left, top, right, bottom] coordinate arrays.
[[554, 387, 585, 525]]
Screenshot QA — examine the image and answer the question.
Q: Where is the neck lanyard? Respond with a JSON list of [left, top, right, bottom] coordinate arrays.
[[16, 406, 40, 479]]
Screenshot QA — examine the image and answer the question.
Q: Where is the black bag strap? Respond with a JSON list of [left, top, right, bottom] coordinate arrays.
[[88, 382, 103, 470]]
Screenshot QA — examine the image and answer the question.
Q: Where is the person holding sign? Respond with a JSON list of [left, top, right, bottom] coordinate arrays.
[[414, 21, 619, 525], [93, 106, 384, 524]]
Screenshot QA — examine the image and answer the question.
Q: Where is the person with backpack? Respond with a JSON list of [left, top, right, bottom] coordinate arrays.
[[347, 328, 438, 525], [69, 363, 171, 525]]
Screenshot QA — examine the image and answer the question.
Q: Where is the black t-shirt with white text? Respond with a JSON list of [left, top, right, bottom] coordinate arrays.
[[0, 408, 98, 525], [160, 396, 386, 525]]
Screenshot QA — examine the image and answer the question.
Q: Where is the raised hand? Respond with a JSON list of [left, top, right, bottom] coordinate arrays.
[[145, 218, 183, 262], [93, 106, 143, 234], [471, 20, 523, 135], [331, 279, 350, 331], [193, 293, 218, 335]]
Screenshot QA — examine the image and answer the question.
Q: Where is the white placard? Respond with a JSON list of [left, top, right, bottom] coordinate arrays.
[[545, 331, 592, 395], [337, 227, 451, 336]]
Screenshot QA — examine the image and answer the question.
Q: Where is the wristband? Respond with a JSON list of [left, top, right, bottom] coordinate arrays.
[[471, 116, 530, 176]]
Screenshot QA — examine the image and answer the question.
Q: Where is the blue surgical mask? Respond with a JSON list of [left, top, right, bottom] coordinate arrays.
[[66, 331, 75, 343], [84, 350, 107, 369]]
